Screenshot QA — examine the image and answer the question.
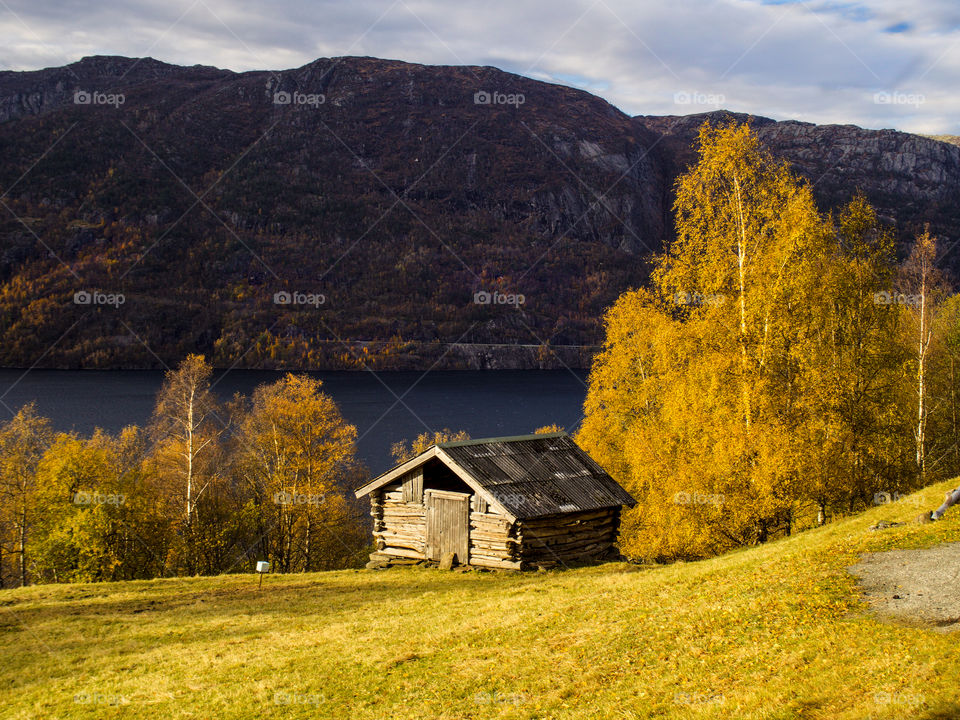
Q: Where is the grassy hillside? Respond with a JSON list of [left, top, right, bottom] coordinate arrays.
[[3, 481, 960, 719]]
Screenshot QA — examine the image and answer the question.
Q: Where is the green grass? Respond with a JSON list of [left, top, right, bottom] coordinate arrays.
[[3, 482, 960, 719]]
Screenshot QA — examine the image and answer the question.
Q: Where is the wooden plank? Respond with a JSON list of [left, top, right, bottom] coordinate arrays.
[[412, 468, 423, 503], [519, 525, 616, 544], [426, 489, 472, 501], [470, 533, 517, 544], [426, 490, 470, 564], [381, 513, 426, 521], [469, 539, 515, 551], [379, 547, 426, 560], [425, 496, 435, 560], [521, 533, 615, 551], [379, 541, 426, 553], [471, 551, 516, 561], [401, 467, 424, 503], [375, 526, 425, 536], [469, 555, 523, 569], [382, 508, 425, 518], [376, 524, 425, 532], [520, 509, 617, 528], [470, 514, 513, 528]]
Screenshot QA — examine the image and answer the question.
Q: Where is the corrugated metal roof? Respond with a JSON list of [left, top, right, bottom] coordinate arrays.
[[437, 434, 636, 519]]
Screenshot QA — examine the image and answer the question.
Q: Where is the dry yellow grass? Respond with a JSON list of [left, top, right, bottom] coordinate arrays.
[[2, 480, 960, 719]]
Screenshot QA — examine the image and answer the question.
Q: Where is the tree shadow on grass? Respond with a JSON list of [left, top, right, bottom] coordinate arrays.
[[0, 567, 545, 647]]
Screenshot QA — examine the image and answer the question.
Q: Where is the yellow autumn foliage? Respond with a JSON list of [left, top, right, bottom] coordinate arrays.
[[579, 122, 920, 561]]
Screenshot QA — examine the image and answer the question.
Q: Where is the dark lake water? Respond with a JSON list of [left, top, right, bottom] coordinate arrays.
[[0, 369, 589, 475]]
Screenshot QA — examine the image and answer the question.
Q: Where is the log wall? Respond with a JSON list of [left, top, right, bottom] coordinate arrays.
[[369, 481, 524, 569], [371, 482, 427, 559], [468, 493, 521, 569], [516, 507, 621, 567]]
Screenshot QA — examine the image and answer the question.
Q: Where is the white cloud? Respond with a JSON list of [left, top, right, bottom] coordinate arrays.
[[0, 0, 958, 133]]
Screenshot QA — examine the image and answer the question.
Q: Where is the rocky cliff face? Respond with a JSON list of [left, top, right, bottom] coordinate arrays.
[[0, 56, 957, 370], [0, 56, 228, 122], [635, 112, 960, 253]]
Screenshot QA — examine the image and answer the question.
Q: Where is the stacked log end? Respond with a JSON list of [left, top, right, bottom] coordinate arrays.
[[372, 483, 427, 557], [516, 508, 621, 567]]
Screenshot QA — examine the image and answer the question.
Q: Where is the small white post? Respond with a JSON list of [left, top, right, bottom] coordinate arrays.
[[256, 560, 270, 589]]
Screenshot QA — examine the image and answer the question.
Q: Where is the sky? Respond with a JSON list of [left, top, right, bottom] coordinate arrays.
[[1, 0, 958, 134]]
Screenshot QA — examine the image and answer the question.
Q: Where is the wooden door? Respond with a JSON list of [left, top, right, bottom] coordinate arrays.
[[425, 490, 470, 564]]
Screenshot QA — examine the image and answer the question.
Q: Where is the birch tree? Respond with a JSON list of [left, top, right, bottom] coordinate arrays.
[[900, 230, 945, 482], [578, 122, 911, 561], [0, 403, 52, 587], [148, 354, 225, 574], [233, 374, 366, 572]]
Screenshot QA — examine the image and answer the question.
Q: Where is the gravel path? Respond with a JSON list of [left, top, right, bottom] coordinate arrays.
[[849, 542, 960, 633]]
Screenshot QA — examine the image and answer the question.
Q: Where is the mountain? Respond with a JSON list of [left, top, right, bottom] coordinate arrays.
[[1, 56, 958, 370], [637, 113, 960, 252]]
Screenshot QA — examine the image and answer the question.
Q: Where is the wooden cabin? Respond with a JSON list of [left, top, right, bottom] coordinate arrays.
[[354, 433, 636, 570]]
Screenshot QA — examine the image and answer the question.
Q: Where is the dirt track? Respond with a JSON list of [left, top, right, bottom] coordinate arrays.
[[850, 542, 960, 633]]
